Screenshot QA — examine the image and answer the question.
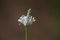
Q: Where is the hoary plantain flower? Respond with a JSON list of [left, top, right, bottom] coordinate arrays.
[[18, 9, 36, 40]]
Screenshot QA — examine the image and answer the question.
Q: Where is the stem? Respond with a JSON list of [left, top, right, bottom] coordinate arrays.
[[25, 25, 28, 40]]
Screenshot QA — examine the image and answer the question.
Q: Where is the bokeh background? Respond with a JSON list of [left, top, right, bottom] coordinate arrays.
[[0, 0, 60, 40]]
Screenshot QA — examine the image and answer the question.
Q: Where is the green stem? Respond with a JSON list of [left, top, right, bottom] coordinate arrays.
[[25, 25, 28, 40]]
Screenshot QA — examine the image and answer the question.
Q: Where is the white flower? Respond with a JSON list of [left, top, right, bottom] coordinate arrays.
[[18, 9, 36, 26]]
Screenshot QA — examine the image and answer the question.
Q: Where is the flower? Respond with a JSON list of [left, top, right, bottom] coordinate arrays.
[[18, 9, 36, 26]]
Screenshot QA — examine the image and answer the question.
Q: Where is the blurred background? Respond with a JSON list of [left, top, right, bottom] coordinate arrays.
[[0, 0, 60, 40]]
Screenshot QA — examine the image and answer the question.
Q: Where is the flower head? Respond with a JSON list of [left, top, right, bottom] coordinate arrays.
[[18, 9, 36, 26]]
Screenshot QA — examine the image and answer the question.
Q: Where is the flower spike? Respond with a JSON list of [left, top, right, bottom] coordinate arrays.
[[18, 9, 36, 26]]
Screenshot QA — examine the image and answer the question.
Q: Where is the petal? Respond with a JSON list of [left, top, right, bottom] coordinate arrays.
[[18, 19, 22, 22]]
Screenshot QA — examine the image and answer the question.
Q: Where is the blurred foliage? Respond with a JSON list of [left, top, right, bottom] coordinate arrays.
[[54, 0, 60, 40], [49, 0, 60, 40], [55, 0, 60, 18]]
